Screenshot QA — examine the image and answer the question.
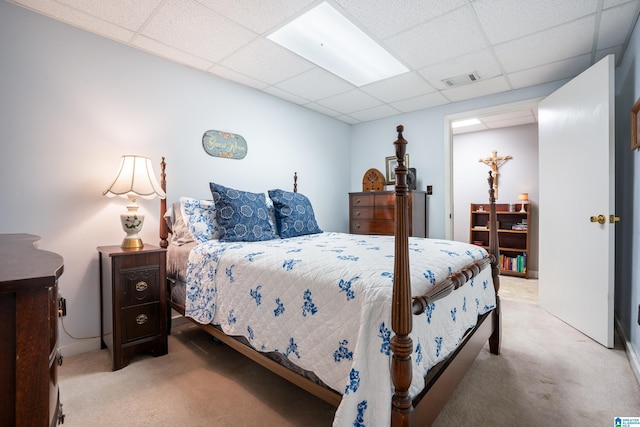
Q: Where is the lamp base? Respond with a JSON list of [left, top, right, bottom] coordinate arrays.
[[120, 211, 145, 249], [121, 236, 144, 249]]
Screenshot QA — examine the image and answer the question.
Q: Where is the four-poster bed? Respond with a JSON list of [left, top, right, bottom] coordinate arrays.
[[158, 125, 501, 426]]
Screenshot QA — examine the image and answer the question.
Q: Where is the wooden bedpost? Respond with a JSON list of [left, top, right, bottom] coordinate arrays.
[[391, 125, 413, 427], [159, 157, 168, 248], [487, 171, 502, 355]]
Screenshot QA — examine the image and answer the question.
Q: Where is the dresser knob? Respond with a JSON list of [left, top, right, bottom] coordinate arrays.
[[355, 198, 361, 204], [355, 211, 361, 217], [136, 314, 148, 325], [135, 281, 148, 292]]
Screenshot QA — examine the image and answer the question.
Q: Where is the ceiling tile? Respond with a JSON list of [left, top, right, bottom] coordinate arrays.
[[316, 89, 382, 114], [418, 49, 503, 90], [442, 76, 511, 102], [507, 54, 591, 89], [335, 0, 465, 39], [12, 0, 136, 42], [390, 91, 450, 113], [360, 72, 435, 103], [141, 0, 257, 63], [197, 0, 315, 34], [348, 104, 402, 122], [472, 0, 598, 44], [209, 64, 270, 90], [275, 68, 355, 101], [384, 6, 488, 69], [597, 1, 640, 49], [220, 38, 314, 85], [55, 0, 163, 31], [494, 16, 595, 73]]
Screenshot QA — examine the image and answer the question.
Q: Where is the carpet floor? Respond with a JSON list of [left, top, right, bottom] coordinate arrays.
[[58, 277, 640, 426]]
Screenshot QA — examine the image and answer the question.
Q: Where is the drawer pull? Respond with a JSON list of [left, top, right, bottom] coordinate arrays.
[[57, 349, 64, 366], [355, 211, 361, 217], [135, 281, 148, 292], [136, 314, 148, 325], [354, 198, 361, 204], [355, 224, 360, 229]]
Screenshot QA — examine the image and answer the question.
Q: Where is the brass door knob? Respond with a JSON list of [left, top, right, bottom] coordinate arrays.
[[590, 215, 606, 224]]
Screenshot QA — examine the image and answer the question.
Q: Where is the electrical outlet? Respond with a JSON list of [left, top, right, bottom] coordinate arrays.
[[58, 297, 67, 317]]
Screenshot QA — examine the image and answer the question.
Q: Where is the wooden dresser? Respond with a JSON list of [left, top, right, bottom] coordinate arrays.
[[349, 191, 428, 237], [0, 233, 64, 427], [98, 245, 167, 370]]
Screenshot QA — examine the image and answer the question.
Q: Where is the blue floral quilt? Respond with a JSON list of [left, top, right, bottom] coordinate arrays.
[[185, 232, 496, 426]]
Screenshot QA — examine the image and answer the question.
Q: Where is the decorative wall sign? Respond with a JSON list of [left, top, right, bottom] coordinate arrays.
[[202, 130, 247, 159]]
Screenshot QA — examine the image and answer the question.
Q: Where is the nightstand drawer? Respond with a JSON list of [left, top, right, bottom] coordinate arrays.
[[120, 267, 160, 306], [122, 303, 160, 343]]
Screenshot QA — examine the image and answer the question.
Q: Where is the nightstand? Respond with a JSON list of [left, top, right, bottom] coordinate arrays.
[[98, 245, 168, 370]]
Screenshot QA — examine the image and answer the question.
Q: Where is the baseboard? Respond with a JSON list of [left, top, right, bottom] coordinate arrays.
[[615, 316, 640, 387], [59, 337, 102, 358]]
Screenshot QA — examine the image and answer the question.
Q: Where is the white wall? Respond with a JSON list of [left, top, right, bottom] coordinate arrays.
[[453, 124, 539, 275], [0, 2, 351, 356], [613, 6, 640, 382]]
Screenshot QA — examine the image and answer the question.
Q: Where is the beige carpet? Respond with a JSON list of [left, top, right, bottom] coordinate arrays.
[[59, 278, 640, 426]]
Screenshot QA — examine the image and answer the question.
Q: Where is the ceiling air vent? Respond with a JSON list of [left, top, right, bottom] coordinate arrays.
[[442, 72, 480, 87]]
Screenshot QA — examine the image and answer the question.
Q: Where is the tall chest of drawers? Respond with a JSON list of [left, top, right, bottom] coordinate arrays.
[[0, 233, 64, 427], [98, 245, 167, 371], [349, 191, 428, 237]]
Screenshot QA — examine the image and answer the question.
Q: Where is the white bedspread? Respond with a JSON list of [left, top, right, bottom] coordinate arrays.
[[185, 232, 496, 426]]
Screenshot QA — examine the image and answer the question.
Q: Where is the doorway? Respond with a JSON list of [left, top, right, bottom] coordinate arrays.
[[444, 98, 542, 279]]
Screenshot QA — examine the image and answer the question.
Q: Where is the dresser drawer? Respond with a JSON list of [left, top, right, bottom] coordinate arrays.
[[349, 193, 375, 207], [122, 303, 160, 343], [350, 220, 395, 235], [120, 267, 160, 307]]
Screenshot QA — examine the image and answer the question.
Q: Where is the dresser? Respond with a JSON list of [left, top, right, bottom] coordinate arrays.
[[349, 191, 428, 237], [0, 234, 64, 427], [98, 245, 168, 371]]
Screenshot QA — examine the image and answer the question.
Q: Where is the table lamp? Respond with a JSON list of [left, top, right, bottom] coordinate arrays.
[[518, 193, 529, 213], [103, 155, 166, 249]]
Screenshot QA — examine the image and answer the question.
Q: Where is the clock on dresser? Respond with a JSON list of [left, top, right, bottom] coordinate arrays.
[[98, 245, 168, 370]]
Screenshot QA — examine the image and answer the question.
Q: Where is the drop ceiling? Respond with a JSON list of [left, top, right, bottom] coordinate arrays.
[[9, 0, 640, 125]]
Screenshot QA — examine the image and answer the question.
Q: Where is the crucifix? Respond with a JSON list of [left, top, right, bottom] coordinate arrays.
[[479, 150, 512, 199]]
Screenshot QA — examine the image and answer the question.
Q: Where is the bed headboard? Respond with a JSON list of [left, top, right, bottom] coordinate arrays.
[[158, 159, 299, 249]]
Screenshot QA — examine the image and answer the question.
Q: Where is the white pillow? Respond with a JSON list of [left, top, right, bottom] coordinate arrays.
[[179, 197, 220, 243]]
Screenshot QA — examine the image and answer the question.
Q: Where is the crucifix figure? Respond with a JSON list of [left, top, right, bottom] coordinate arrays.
[[479, 150, 512, 199]]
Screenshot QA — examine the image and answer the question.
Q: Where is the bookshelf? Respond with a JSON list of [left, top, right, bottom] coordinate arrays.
[[469, 203, 530, 278]]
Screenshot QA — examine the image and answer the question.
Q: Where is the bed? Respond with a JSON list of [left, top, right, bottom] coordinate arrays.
[[158, 125, 501, 426]]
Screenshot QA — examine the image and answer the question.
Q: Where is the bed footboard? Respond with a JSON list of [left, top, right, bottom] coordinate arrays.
[[390, 126, 501, 427]]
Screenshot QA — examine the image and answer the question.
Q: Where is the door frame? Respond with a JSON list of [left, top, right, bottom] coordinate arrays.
[[443, 98, 544, 240]]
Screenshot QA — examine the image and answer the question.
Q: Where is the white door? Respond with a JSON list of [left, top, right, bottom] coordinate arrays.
[[538, 55, 615, 348]]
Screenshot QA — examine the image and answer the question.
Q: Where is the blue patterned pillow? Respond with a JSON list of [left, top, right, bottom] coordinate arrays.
[[179, 197, 220, 243], [209, 183, 276, 242], [267, 189, 322, 238]]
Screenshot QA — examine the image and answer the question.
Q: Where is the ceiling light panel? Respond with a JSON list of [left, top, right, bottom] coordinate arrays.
[[267, 2, 408, 86]]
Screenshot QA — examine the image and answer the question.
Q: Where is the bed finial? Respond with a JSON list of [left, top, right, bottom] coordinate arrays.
[[391, 124, 413, 425], [293, 172, 298, 193]]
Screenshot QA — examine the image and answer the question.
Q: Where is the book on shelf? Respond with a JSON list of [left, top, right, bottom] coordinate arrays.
[[499, 253, 527, 273]]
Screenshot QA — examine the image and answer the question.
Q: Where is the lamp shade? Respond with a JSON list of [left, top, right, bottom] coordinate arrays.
[[518, 193, 529, 202], [103, 155, 165, 249], [103, 155, 166, 200]]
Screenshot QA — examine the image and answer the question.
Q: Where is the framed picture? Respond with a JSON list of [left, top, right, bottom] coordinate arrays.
[[632, 97, 640, 150], [385, 154, 409, 184]]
